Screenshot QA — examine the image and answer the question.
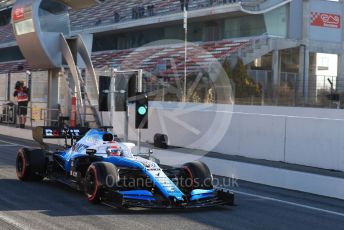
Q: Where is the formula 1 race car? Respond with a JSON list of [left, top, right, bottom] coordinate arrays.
[[15, 126, 234, 209]]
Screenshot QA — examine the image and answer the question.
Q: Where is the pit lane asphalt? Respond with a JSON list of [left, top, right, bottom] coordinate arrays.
[[0, 134, 344, 230]]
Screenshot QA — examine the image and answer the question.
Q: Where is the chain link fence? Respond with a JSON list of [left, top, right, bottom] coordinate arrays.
[[141, 71, 342, 109]]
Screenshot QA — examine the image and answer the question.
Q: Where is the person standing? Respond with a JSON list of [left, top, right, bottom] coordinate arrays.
[[147, 4, 154, 16], [13, 81, 30, 129], [114, 10, 120, 23], [180, 0, 190, 11]]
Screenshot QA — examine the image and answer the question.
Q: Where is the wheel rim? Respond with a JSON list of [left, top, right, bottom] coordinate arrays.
[[16, 154, 25, 177], [183, 166, 194, 190], [85, 169, 97, 198]]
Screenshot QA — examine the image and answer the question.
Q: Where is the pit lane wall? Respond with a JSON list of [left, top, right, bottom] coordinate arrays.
[[105, 102, 344, 172]]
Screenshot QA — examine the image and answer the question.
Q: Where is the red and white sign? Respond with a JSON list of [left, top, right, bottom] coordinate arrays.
[[12, 7, 25, 21], [310, 12, 341, 29]]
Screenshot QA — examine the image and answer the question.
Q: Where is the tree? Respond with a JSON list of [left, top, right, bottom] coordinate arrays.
[[223, 58, 261, 99]]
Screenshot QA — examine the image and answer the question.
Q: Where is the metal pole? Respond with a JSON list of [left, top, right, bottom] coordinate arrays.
[[137, 69, 143, 154], [7, 72, 10, 101], [183, 6, 188, 102], [110, 69, 116, 134], [162, 81, 165, 102], [26, 71, 32, 128], [124, 89, 129, 142]]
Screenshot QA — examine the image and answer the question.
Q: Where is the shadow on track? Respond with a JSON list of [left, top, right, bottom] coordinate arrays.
[[0, 179, 232, 217]]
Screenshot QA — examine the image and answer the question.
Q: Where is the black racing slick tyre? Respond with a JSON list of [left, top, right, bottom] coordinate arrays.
[[16, 148, 46, 181], [182, 161, 213, 190], [84, 162, 119, 204]]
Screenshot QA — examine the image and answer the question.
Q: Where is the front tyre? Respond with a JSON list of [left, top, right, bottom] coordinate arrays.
[[16, 148, 46, 181], [84, 162, 118, 204], [182, 161, 213, 190]]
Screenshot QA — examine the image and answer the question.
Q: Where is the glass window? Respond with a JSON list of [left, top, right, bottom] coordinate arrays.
[[0, 8, 12, 26], [264, 5, 288, 37], [31, 71, 48, 102], [164, 25, 184, 40], [224, 15, 266, 39], [0, 46, 24, 62], [0, 74, 8, 101], [203, 21, 221, 41], [92, 13, 271, 52], [39, 0, 70, 34]]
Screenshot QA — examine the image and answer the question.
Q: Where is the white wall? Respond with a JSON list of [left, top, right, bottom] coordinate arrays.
[[286, 117, 344, 171], [106, 103, 344, 172]]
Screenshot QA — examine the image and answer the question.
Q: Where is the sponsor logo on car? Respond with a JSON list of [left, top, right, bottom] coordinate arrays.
[[44, 128, 82, 137]]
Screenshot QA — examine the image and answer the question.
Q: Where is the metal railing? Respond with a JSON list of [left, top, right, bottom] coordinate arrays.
[[71, 0, 240, 31], [40, 108, 60, 126], [0, 102, 64, 128], [0, 103, 16, 125], [0, 102, 35, 127]]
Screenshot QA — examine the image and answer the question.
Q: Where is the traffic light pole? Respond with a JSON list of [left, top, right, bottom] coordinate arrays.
[[124, 91, 129, 142], [110, 68, 129, 141], [137, 69, 143, 154], [110, 69, 143, 153]]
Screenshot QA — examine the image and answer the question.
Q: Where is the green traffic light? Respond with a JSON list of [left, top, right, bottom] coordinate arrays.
[[138, 106, 147, 115]]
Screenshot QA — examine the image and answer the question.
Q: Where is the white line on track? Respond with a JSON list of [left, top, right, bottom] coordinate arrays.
[[0, 213, 25, 230], [0, 139, 30, 148], [232, 190, 344, 218]]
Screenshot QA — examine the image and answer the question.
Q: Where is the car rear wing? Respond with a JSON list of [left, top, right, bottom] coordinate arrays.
[[32, 126, 89, 150]]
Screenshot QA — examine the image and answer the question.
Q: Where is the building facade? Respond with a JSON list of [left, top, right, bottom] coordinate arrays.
[[0, 0, 344, 124]]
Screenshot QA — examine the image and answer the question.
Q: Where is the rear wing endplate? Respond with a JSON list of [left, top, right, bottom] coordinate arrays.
[[32, 127, 89, 150]]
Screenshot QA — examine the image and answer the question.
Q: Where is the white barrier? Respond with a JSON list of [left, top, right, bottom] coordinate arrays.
[[154, 149, 344, 200], [285, 117, 344, 171], [108, 103, 344, 172]]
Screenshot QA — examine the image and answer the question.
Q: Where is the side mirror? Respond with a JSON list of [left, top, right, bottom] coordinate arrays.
[[86, 148, 97, 155]]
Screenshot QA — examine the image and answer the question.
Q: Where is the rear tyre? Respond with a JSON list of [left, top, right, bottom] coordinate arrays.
[[182, 161, 213, 190], [84, 162, 119, 204], [16, 148, 46, 181]]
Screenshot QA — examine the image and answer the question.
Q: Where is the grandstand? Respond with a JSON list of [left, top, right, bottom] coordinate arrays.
[[0, 0, 343, 110], [91, 38, 250, 73]]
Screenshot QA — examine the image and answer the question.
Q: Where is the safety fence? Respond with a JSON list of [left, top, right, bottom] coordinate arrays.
[[142, 73, 342, 109]]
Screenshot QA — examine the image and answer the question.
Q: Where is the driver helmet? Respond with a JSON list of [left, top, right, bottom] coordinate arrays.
[[106, 145, 122, 156]]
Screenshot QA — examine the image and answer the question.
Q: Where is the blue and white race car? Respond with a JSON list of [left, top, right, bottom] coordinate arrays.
[[16, 126, 234, 209]]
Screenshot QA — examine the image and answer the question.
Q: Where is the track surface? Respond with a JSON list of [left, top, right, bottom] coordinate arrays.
[[0, 134, 344, 230]]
